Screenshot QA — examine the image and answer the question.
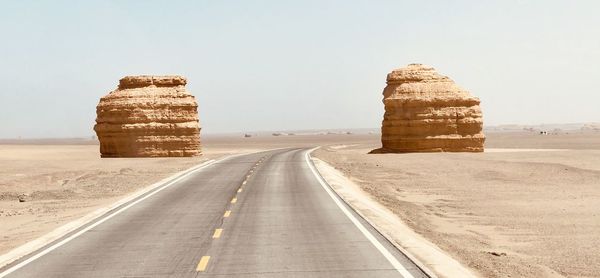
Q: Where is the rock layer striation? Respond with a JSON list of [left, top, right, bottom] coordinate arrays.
[[377, 64, 484, 153], [94, 75, 201, 157]]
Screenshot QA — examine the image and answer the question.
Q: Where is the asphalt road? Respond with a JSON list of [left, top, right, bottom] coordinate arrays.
[[0, 148, 428, 278]]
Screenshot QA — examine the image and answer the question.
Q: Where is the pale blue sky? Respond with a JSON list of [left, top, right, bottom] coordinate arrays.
[[0, 1, 598, 138]]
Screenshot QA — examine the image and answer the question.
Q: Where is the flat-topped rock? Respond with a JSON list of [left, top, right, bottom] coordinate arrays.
[[118, 75, 187, 89], [94, 75, 201, 157], [374, 64, 485, 153]]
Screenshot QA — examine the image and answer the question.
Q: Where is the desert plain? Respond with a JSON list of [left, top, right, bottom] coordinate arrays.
[[1, 130, 599, 278]]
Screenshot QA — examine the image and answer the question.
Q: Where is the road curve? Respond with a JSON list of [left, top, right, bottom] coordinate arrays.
[[0, 148, 428, 278]]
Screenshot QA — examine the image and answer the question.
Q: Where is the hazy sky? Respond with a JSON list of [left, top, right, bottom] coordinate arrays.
[[1, 1, 598, 138]]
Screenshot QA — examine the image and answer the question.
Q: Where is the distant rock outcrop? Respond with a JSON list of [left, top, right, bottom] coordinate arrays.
[[581, 123, 600, 131], [373, 64, 485, 153], [94, 75, 201, 157]]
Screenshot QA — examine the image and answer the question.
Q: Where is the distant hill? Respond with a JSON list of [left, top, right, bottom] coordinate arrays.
[[484, 122, 600, 133]]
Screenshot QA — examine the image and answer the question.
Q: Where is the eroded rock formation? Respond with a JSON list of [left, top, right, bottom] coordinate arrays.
[[375, 64, 485, 153], [94, 75, 201, 157]]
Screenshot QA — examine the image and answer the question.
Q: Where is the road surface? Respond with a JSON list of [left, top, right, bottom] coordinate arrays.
[[0, 148, 428, 278]]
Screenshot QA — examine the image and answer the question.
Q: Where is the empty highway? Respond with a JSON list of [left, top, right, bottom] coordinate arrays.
[[0, 148, 428, 278]]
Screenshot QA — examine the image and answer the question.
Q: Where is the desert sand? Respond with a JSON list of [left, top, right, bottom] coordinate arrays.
[[314, 131, 600, 278], [2, 131, 599, 278]]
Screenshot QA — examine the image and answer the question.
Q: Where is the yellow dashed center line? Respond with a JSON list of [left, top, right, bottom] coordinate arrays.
[[196, 256, 210, 271], [194, 159, 270, 273], [212, 228, 223, 239]]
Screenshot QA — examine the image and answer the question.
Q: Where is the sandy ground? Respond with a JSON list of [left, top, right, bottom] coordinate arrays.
[[314, 132, 600, 278]]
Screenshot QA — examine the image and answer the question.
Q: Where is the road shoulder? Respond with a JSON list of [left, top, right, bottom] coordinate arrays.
[[310, 156, 478, 278]]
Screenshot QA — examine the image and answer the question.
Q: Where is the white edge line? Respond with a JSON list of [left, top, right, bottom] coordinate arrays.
[[0, 149, 271, 274], [0, 149, 279, 276], [0, 151, 259, 278], [304, 147, 416, 278], [310, 157, 441, 278]]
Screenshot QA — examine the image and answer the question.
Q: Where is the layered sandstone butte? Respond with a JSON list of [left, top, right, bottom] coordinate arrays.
[[376, 64, 485, 153], [94, 75, 201, 157]]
